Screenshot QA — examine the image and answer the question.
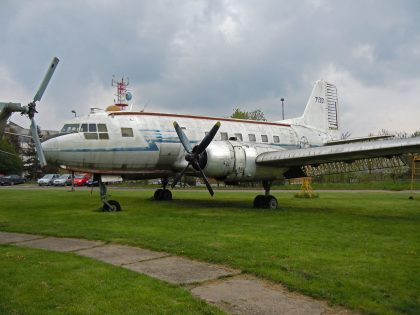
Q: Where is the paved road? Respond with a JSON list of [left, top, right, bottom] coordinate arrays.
[[1, 184, 419, 194]]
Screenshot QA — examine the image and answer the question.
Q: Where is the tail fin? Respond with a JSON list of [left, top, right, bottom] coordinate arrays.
[[301, 80, 339, 132]]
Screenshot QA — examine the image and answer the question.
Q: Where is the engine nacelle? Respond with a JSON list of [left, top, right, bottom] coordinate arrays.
[[201, 141, 287, 181], [201, 141, 235, 178]]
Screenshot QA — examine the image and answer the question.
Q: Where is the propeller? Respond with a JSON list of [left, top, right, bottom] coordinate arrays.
[[25, 57, 60, 167], [171, 121, 221, 196]]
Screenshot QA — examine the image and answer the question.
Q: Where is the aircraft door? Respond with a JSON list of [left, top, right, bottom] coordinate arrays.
[[288, 129, 298, 147]]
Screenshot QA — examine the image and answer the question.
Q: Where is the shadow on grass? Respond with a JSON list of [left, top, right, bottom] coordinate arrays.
[[150, 197, 255, 210]]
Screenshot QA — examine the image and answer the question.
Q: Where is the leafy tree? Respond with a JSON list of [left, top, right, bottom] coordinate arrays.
[[0, 139, 23, 175], [411, 130, 420, 137], [340, 131, 351, 139], [230, 108, 249, 120], [230, 108, 267, 121], [22, 126, 60, 180], [23, 139, 42, 180], [377, 128, 392, 136], [4, 133, 21, 155]]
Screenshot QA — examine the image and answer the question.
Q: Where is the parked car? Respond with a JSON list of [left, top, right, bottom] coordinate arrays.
[[86, 178, 99, 187], [4, 175, 26, 185], [0, 176, 11, 186], [73, 174, 91, 186], [53, 174, 72, 186], [38, 174, 60, 186]]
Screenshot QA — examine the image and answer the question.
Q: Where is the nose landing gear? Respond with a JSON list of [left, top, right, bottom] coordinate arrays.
[[96, 174, 121, 211]]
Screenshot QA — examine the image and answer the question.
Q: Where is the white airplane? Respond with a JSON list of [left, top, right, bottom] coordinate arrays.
[[2, 57, 420, 211]]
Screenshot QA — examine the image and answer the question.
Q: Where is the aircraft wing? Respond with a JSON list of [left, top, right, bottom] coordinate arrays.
[[256, 137, 420, 168]]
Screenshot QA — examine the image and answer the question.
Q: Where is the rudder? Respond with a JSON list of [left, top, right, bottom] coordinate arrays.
[[301, 80, 339, 132]]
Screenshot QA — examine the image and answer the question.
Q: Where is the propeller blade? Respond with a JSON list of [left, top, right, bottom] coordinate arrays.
[[33, 57, 60, 102], [30, 118, 47, 167], [171, 163, 190, 188], [193, 161, 214, 196], [173, 121, 192, 153], [194, 121, 221, 155]]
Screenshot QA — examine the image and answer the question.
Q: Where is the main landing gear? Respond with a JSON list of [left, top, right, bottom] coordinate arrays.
[[153, 178, 173, 201], [253, 180, 278, 209], [96, 174, 121, 212]]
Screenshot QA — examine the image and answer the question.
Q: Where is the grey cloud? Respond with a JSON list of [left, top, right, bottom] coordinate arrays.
[[0, 0, 419, 135]]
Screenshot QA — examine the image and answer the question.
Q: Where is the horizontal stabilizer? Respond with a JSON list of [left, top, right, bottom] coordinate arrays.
[[325, 135, 394, 146]]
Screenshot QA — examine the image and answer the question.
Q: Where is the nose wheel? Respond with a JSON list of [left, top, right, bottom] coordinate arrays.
[[96, 174, 122, 211], [103, 200, 121, 212]]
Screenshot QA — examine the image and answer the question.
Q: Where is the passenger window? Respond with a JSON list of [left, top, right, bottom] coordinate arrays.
[[273, 135, 280, 143], [248, 134, 256, 142], [99, 133, 109, 140], [261, 135, 268, 142], [89, 124, 97, 132], [121, 128, 134, 137], [234, 133, 243, 141], [220, 132, 228, 140]]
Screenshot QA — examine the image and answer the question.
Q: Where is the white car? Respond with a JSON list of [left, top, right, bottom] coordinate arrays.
[[38, 174, 60, 186], [53, 174, 72, 186]]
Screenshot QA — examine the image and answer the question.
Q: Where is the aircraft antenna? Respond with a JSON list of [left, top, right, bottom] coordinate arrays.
[[140, 99, 150, 112]]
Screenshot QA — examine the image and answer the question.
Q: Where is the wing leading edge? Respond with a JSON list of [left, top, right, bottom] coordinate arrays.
[[256, 137, 420, 168]]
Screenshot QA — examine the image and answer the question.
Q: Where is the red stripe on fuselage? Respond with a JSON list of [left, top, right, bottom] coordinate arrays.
[[110, 111, 291, 127]]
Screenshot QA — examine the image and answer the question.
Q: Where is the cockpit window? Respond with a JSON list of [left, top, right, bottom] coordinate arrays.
[[98, 124, 107, 132], [60, 124, 80, 133], [80, 124, 88, 132], [88, 124, 97, 132], [84, 133, 98, 140], [82, 123, 109, 140]]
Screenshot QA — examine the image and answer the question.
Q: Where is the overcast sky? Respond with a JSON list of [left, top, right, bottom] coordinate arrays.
[[1, 0, 419, 136]]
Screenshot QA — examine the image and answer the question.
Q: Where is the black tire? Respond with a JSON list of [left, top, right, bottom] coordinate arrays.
[[253, 195, 266, 208], [265, 195, 278, 209], [103, 200, 121, 212], [162, 189, 172, 201], [154, 189, 164, 200]]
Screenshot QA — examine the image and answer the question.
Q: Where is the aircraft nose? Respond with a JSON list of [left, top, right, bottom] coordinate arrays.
[[42, 137, 60, 163]]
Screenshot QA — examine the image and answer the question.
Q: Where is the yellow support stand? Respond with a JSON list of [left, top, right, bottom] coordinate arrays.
[[295, 177, 319, 198], [409, 154, 420, 199]]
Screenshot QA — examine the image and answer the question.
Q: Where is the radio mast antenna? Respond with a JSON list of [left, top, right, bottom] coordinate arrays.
[[112, 75, 131, 110]]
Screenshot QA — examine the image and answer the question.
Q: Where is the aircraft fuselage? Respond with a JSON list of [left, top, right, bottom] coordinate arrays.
[[42, 110, 333, 181]]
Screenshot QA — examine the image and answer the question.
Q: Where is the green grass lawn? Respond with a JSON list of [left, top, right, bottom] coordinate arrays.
[[1, 189, 419, 314], [0, 245, 223, 315]]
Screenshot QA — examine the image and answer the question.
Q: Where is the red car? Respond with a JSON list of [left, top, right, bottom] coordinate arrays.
[[73, 174, 91, 186]]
